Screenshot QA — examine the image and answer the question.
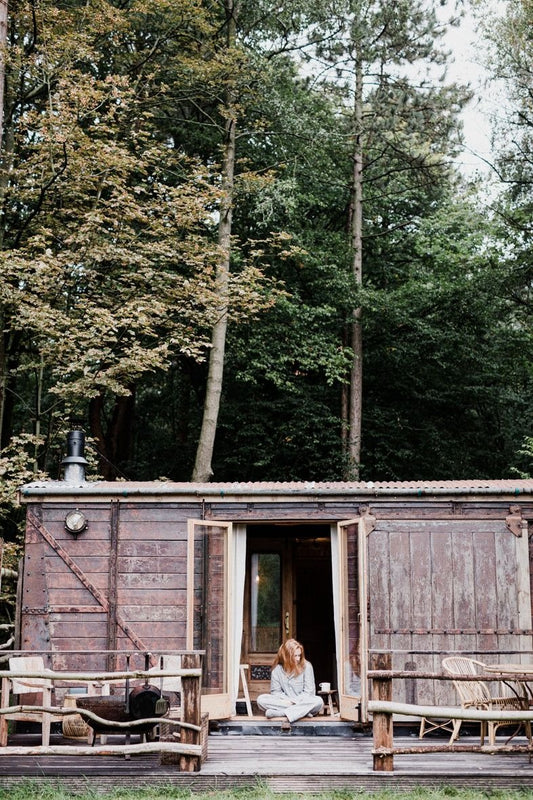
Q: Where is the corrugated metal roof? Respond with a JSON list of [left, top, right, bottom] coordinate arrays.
[[18, 478, 533, 500]]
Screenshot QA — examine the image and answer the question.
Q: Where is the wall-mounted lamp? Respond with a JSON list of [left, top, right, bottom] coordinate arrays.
[[64, 509, 88, 536]]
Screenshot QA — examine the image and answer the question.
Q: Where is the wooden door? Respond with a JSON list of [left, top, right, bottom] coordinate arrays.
[[242, 536, 293, 700], [187, 519, 233, 719], [367, 516, 533, 709], [336, 517, 372, 722], [242, 527, 335, 703]]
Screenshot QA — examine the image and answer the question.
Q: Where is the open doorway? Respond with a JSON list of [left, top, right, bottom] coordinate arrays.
[[242, 524, 336, 703]]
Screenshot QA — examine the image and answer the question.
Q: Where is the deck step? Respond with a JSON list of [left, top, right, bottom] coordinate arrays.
[[212, 717, 361, 737]]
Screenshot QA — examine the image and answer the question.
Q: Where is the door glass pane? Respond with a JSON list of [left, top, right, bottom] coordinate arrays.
[[345, 531, 361, 695], [251, 552, 281, 651], [191, 523, 228, 694]]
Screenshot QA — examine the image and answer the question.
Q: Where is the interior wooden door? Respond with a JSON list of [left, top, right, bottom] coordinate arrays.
[[243, 535, 293, 700], [242, 525, 334, 704]]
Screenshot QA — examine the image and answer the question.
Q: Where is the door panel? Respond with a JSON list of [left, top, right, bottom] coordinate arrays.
[[187, 519, 233, 719], [367, 517, 533, 708], [336, 518, 369, 722], [250, 552, 282, 651]]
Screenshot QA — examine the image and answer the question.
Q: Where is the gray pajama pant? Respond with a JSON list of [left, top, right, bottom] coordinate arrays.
[[257, 693, 323, 722]]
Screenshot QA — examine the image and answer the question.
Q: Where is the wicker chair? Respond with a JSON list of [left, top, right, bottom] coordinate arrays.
[[442, 656, 531, 746]]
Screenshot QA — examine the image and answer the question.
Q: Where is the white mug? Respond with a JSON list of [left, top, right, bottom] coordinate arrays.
[[319, 682, 330, 692]]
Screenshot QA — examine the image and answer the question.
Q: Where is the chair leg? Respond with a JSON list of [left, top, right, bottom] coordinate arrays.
[[0, 678, 9, 747], [449, 718, 462, 743], [421, 717, 454, 739], [42, 712, 51, 747], [480, 720, 487, 746], [238, 665, 253, 717]]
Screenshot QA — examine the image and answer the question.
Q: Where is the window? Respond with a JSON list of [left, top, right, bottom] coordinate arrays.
[[250, 552, 281, 651]]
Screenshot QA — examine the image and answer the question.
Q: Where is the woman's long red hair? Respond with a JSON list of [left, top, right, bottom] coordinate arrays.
[[273, 638, 306, 676]]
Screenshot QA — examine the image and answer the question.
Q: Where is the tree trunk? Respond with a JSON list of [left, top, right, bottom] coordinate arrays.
[[0, 1, 20, 450], [192, 0, 237, 483], [89, 392, 135, 480], [344, 54, 364, 480], [0, 0, 8, 442], [0, 0, 7, 155]]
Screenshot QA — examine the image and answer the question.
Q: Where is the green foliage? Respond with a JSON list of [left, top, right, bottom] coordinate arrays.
[[515, 437, 533, 478], [484, 0, 533, 220], [0, 0, 531, 511], [0, 0, 281, 496], [115, 0, 532, 485], [362, 196, 533, 479]]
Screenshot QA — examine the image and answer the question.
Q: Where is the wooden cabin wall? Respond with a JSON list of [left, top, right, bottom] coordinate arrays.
[[18, 491, 533, 713], [21, 501, 203, 672], [367, 516, 533, 706]]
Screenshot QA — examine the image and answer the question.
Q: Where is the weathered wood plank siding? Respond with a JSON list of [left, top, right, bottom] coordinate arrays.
[[115, 504, 189, 652], [17, 483, 533, 713], [21, 501, 204, 670], [367, 517, 532, 705]]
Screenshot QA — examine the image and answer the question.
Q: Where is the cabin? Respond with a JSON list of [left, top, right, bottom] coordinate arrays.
[[14, 432, 533, 723]]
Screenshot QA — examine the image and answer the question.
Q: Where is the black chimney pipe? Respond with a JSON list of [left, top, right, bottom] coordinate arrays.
[[62, 429, 88, 483]]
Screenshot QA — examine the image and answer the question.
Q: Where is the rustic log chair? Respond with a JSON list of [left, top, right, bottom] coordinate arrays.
[[442, 655, 531, 746], [0, 656, 62, 747]]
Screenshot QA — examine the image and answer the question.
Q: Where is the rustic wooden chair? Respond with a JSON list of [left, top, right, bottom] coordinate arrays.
[[0, 656, 62, 746], [442, 656, 531, 746]]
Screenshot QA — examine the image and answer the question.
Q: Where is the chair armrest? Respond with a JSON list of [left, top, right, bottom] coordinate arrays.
[[489, 695, 529, 710]]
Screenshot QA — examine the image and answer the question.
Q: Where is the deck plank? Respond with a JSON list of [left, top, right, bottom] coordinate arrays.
[[0, 732, 532, 791]]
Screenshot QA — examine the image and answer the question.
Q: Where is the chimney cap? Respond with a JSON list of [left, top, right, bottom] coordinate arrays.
[[62, 429, 88, 480], [62, 454, 88, 465]]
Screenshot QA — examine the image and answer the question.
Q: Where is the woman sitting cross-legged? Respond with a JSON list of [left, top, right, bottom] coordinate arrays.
[[257, 638, 324, 724]]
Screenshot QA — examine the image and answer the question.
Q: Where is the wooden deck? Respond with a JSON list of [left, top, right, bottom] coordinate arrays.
[[1, 725, 533, 792]]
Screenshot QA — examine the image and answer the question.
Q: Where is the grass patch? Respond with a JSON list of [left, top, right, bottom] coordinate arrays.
[[2, 785, 533, 800]]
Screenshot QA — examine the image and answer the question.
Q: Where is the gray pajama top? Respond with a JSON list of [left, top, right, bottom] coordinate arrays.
[[270, 661, 317, 699]]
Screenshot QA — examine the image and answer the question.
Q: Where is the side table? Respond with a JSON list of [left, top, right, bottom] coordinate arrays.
[[318, 689, 338, 716]]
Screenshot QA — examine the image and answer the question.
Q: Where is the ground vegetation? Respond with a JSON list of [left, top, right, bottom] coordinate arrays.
[[0, 782, 531, 800]]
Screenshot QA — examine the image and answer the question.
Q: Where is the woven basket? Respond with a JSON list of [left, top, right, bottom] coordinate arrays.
[[61, 695, 91, 740], [160, 711, 209, 764]]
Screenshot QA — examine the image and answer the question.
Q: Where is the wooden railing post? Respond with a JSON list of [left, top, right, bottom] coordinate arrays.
[[371, 653, 394, 772], [179, 652, 202, 772]]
